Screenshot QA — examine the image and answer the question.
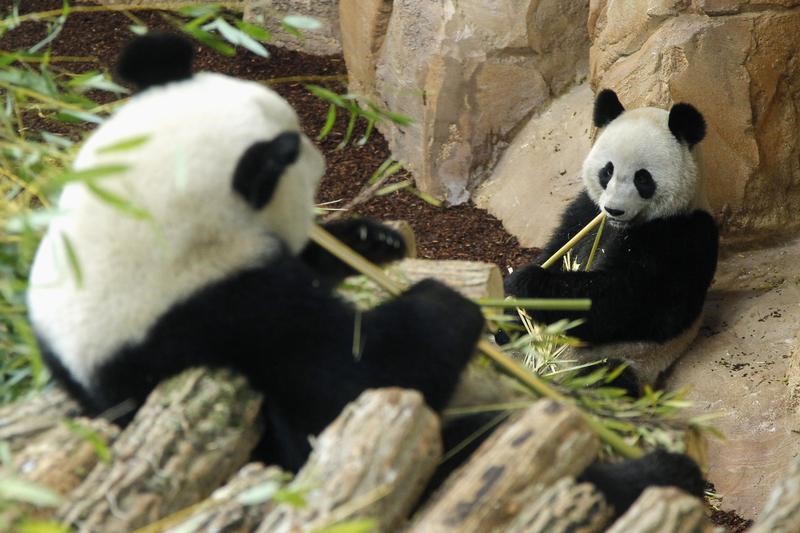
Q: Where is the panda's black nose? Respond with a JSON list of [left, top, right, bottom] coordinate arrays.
[[605, 207, 625, 217]]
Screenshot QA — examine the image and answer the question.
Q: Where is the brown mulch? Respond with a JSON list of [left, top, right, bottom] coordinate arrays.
[[2, 0, 535, 274], [3, 4, 751, 530]]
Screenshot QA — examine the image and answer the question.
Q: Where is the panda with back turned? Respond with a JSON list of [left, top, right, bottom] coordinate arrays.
[[27, 35, 704, 515], [505, 89, 718, 389]]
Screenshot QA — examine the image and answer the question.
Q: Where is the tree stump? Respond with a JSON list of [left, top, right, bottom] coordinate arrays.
[[749, 457, 800, 533], [410, 399, 599, 532], [254, 388, 442, 532], [58, 368, 263, 532], [505, 477, 613, 533], [0, 387, 81, 451], [605, 486, 714, 533]]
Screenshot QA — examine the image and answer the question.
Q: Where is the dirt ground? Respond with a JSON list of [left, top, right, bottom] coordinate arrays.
[[2, 3, 751, 531]]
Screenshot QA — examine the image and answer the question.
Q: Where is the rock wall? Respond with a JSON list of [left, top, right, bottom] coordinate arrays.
[[589, 0, 800, 241], [341, 0, 590, 205]]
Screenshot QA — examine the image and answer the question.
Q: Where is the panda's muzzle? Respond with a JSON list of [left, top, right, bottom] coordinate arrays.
[[604, 206, 625, 217]]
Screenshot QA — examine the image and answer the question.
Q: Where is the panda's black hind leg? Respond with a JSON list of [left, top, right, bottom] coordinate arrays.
[[578, 449, 705, 517]]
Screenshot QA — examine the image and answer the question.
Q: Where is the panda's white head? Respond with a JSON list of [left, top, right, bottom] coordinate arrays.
[[581, 89, 706, 226], [73, 33, 325, 255]]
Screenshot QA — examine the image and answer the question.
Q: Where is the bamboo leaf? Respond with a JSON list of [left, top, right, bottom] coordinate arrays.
[[234, 19, 271, 41], [0, 476, 63, 507], [282, 15, 322, 30], [86, 182, 152, 220], [96, 135, 149, 154], [61, 233, 82, 287], [318, 103, 336, 140]]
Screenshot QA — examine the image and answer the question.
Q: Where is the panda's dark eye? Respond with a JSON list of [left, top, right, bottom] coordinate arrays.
[[634, 169, 656, 199], [598, 162, 613, 189]]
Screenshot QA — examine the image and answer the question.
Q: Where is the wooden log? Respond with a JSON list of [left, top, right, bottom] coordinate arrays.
[[409, 399, 599, 533], [140, 463, 288, 533], [750, 457, 800, 533], [605, 487, 714, 533], [0, 387, 81, 452], [58, 368, 263, 532], [13, 417, 120, 496], [339, 258, 504, 309], [254, 388, 442, 532], [505, 477, 613, 533]]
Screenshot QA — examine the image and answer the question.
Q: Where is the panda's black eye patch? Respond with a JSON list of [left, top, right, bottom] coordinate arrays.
[[598, 162, 613, 189], [634, 169, 656, 199]]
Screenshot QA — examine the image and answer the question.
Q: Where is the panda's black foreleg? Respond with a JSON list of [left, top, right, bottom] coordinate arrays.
[[577, 449, 705, 517], [300, 218, 406, 286], [358, 278, 485, 411]]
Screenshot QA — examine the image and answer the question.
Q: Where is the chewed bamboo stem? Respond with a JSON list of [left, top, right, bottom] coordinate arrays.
[[309, 223, 642, 459], [541, 213, 606, 269]]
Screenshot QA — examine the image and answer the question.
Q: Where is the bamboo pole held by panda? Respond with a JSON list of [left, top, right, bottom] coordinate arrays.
[[540, 212, 606, 269], [309, 223, 643, 460]]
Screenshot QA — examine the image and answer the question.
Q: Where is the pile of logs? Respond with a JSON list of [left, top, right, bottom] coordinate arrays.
[[3, 256, 800, 531]]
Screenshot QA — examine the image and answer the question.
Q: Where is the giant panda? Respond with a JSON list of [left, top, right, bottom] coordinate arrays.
[[505, 89, 718, 388], [26, 33, 486, 472], [27, 35, 704, 514]]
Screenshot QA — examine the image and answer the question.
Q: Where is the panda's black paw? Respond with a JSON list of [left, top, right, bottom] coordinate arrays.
[[402, 279, 485, 350], [322, 218, 406, 265]]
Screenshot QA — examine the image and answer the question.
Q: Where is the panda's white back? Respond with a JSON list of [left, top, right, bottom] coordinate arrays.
[[27, 72, 324, 388]]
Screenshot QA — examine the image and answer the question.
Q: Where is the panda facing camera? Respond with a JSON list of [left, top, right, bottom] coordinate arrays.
[[505, 88, 719, 389], [27, 34, 706, 515]]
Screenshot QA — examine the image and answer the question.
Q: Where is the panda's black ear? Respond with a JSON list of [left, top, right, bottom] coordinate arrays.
[[117, 33, 194, 90], [593, 89, 625, 128], [233, 133, 301, 210], [668, 103, 706, 148]]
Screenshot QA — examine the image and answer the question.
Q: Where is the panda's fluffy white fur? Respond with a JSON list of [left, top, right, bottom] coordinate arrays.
[[27, 38, 705, 512], [505, 89, 718, 387]]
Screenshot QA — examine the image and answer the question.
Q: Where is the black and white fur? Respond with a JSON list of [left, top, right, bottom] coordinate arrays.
[[27, 38, 705, 512], [506, 89, 718, 387], [27, 34, 485, 472]]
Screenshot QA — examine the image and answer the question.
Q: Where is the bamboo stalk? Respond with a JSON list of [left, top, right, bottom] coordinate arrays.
[[541, 213, 605, 269], [309, 223, 642, 459], [476, 298, 591, 311]]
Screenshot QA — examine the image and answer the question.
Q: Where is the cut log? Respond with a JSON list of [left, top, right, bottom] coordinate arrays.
[[605, 486, 714, 533], [409, 398, 599, 532], [505, 477, 613, 533], [340, 258, 504, 309], [13, 417, 120, 496], [0, 387, 81, 451], [254, 388, 442, 532], [58, 368, 263, 532], [749, 457, 800, 533], [149, 464, 287, 533]]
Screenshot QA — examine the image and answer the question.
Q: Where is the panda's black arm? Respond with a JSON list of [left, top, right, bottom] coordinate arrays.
[[300, 218, 406, 286], [506, 211, 718, 344], [534, 190, 601, 264]]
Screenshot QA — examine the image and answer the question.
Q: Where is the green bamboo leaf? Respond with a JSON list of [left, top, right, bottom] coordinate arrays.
[[52, 164, 128, 186], [96, 135, 150, 154], [61, 233, 82, 287], [337, 110, 357, 149], [181, 27, 235, 56], [305, 84, 346, 107], [130, 25, 148, 36], [314, 518, 378, 533], [55, 109, 104, 124], [357, 117, 375, 146], [318, 103, 336, 140], [15, 520, 71, 533], [234, 19, 271, 41], [212, 18, 269, 57], [63, 419, 112, 463], [86, 182, 152, 220], [0, 476, 63, 507], [178, 4, 222, 18]]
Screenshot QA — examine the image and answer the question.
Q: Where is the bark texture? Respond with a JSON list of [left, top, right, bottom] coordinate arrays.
[[255, 388, 442, 532], [410, 398, 599, 533], [57, 368, 263, 532], [606, 486, 714, 533]]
